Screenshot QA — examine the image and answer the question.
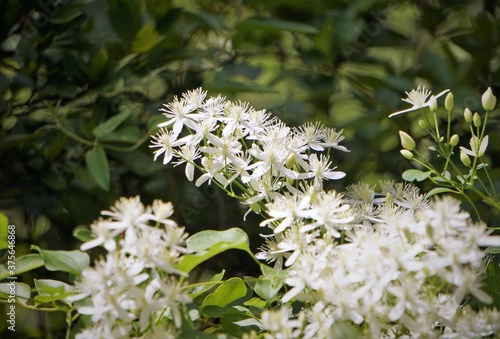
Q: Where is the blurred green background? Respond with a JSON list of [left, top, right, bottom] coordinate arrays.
[[1, 0, 499, 336]]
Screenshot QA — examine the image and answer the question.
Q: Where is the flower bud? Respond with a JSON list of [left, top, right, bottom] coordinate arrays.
[[418, 119, 429, 129], [449, 134, 459, 146], [286, 153, 296, 169], [400, 149, 413, 160], [399, 131, 416, 151], [249, 202, 261, 213], [308, 186, 318, 205], [444, 92, 454, 111], [460, 151, 471, 167], [429, 95, 438, 112], [386, 192, 394, 206], [482, 87, 496, 111], [464, 108, 473, 123], [473, 113, 481, 127]]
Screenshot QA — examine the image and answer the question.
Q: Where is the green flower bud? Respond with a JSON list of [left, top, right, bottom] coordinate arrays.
[[386, 192, 394, 206], [400, 149, 413, 160], [429, 95, 438, 112], [308, 186, 318, 205], [444, 92, 454, 111], [286, 153, 296, 169], [450, 134, 459, 146], [464, 108, 473, 123], [460, 151, 471, 167], [399, 131, 416, 151], [418, 119, 428, 129], [249, 202, 261, 213], [482, 87, 497, 111], [473, 112, 481, 127]]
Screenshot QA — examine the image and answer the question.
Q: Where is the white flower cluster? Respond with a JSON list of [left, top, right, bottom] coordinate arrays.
[[150, 88, 348, 210], [257, 182, 500, 338], [73, 196, 190, 338]]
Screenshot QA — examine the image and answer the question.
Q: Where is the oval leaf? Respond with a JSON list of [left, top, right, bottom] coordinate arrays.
[[85, 146, 110, 190], [189, 270, 225, 299], [0, 254, 44, 280], [176, 228, 255, 274], [0, 282, 31, 304], [402, 169, 432, 182], [201, 277, 247, 315], [92, 109, 133, 139], [34, 279, 77, 303], [31, 245, 90, 276], [424, 187, 459, 199]]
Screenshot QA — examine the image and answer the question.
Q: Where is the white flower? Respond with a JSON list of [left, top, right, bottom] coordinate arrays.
[[101, 196, 152, 232], [157, 96, 197, 135], [459, 135, 488, 157], [303, 154, 346, 190], [80, 218, 119, 252], [260, 194, 310, 234], [319, 128, 349, 152], [389, 86, 450, 117], [182, 87, 207, 109], [260, 306, 303, 339], [194, 157, 228, 187], [296, 121, 326, 151], [150, 128, 184, 165], [173, 145, 200, 181]]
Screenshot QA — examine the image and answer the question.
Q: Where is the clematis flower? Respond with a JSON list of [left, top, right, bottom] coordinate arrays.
[[389, 86, 450, 118], [459, 135, 488, 158]]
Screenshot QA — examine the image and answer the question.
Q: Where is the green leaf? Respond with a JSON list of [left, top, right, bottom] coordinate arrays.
[[0, 282, 31, 304], [188, 270, 225, 299], [201, 278, 247, 316], [254, 276, 282, 301], [92, 109, 134, 139], [176, 228, 254, 274], [402, 169, 432, 182], [85, 146, 110, 191], [237, 17, 319, 34], [145, 0, 173, 21], [0, 213, 8, 250], [132, 23, 161, 53], [424, 187, 459, 199], [485, 246, 500, 254], [330, 320, 365, 339], [0, 254, 44, 280], [31, 245, 90, 276], [90, 48, 109, 80], [50, 6, 83, 24], [34, 279, 76, 303], [221, 311, 259, 337], [101, 126, 141, 144], [244, 297, 267, 309], [108, 0, 142, 43], [185, 11, 223, 31], [205, 81, 278, 93], [73, 227, 94, 243], [260, 264, 287, 281]]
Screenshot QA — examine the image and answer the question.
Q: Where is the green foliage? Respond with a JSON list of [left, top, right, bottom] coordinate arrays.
[[31, 246, 89, 276], [177, 228, 255, 274]]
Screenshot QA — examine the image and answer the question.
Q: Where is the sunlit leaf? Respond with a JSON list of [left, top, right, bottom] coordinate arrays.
[[31, 245, 90, 276], [176, 228, 255, 274], [0, 254, 44, 280], [402, 169, 432, 182]]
